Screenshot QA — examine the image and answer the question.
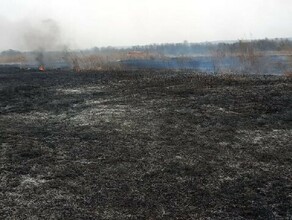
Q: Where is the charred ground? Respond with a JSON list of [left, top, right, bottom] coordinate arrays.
[[0, 67, 291, 219]]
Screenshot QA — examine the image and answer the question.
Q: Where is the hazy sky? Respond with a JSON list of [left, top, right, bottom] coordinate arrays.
[[1, 0, 292, 51]]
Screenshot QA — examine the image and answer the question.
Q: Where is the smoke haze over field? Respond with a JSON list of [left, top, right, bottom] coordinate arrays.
[[1, 0, 292, 51]]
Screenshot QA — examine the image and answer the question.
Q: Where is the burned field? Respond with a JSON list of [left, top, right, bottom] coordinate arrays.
[[0, 67, 291, 219]]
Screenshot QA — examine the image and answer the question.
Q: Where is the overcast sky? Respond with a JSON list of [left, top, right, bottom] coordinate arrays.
[[1, 0, 292, 51]]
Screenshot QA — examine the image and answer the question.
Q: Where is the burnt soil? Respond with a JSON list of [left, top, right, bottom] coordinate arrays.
[[0, 67, 291, 219]]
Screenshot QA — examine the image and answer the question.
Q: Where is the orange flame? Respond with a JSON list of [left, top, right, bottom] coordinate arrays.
[[39, 65, 45, 72]]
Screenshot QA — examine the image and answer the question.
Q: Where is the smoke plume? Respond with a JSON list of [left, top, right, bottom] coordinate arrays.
[[21, 19, 64, 66], [23, 19, 62, 51]]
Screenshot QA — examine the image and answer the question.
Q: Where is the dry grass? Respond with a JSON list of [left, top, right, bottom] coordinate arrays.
[[66, 52, 128, 72], [0, 55, 27, 64], [284, 71, 292, 78]]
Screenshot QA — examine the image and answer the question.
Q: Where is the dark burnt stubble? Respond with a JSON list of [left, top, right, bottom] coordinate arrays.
[[0, 67, 291, 219]]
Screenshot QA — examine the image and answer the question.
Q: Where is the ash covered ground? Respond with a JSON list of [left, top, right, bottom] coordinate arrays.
[[0, 66, 291, 219]]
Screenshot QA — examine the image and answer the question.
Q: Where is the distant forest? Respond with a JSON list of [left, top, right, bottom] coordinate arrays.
[[91, 38, 292, 56], [1, 38, 292, 73], [1, 38, 292, 58]]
